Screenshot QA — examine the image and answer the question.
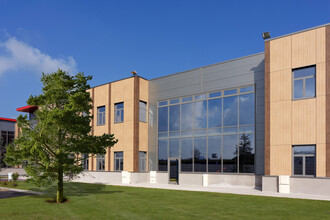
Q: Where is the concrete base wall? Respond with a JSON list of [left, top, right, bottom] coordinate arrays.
[[156, 172, 168, 184], [208, 174, 261, 188], [262, 176, 278, 192], [74, 171, 122, 184], [179, 173, 203, 186], [131, 172, 150, 184], [290, 177, 330, 196]]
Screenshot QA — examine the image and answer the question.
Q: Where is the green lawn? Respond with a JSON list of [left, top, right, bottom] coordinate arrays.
[[1, 181, 330, 220]]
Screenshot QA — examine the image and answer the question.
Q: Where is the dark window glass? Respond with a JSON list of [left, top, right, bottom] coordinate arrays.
[[240, 86, 253, 93], [208, 136, 221, 172], [97, 155, 105, 171], [139, 152, 147, 172], [170, 99, 180, 104], [223, 96, 238, 126], [114, 152, 123, 171], [182, 97, 193, 102], [293, 66, 316, 100], [239, 93, 255, 125], [239, 133, 254, 173], [181, 138, 193, 172], [223, 135, 237, 173], [181, 102, 193, 130], [158, 107, 168, 132], [194, 137, 206, 172], [208, 98, 222, 128], [169, 105, 180, 131], [97, 106, 106, 126], [194, 101, 207, 129], [158, 101, 168, 106], [209, 91, 221, 98], [224, 89, 237, 96], [305, 156, 315, 176], [294, 157, 303, 175], [139, 101, 147, 122], [158, 140, 168, 171], [114, 103, 124, 123], [169, 139, 180, 158]]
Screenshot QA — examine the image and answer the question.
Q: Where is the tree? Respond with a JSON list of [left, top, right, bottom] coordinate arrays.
[[5, 69, 117, 203]]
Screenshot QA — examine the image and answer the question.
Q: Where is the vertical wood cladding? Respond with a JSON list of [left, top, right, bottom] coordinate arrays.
[[326, 26, 330, 177], [264, 41, 271, 175], [133, 76, 140, 172], [108, 83, 111, 171]]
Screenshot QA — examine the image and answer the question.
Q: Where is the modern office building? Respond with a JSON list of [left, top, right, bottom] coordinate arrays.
[[16, 23, 330, 196], [0, 117, 16, 168]]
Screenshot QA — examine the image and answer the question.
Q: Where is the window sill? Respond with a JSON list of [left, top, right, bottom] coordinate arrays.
[[292, 96, 316, 101]]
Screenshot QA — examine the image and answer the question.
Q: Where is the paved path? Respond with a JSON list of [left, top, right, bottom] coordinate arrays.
[[104, 182, 330, 201], [0, 187, 42, 199]]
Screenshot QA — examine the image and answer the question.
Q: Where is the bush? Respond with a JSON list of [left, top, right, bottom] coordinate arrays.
[[12, 172, 19, 182]]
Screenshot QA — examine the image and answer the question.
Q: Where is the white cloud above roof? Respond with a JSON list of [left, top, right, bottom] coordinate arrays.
[[0, 37, 77, 76]]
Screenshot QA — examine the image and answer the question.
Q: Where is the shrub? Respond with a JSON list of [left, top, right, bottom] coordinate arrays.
[[12, 172, 19, 182]]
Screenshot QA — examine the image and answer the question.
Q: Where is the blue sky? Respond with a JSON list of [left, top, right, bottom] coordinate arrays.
[[0, 0, 329, 118]]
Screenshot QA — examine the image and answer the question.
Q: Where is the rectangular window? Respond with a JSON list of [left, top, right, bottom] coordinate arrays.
[[114, 152, 123, 171], [82, 154, 89, 170], [139, 101, 147, 122], [139, 152, 147, 172], [97, 106, 105, 126], [97, 154, 105, 171], [293, 66, 316, 100], [293, 145, 315, 176], [0, 131, 14, 168], [114, 102, 124, 123]]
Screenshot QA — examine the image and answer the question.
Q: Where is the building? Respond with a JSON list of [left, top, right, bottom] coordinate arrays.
[[16, 23, 330, 196], [0, 117, 16, 168]]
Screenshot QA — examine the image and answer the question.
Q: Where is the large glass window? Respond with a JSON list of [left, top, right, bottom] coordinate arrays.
[[139, 152, 147, 172], [97, 106, 105, 126], [97, 154, 105, 171], [0, 131, 14, 168], [139, 101, 147, 122], [293, 146, 315, 176], [82, 154, 89, 170], [114, 152, 123, 171], [114, 102, 124, 123], [157, 85, 255, 173], [293, 66, 316, 100]]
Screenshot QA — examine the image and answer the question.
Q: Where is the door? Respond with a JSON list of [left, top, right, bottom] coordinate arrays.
[[169, 158, 179, 184]]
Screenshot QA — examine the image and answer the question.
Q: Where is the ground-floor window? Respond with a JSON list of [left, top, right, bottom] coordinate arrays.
[[114, 152, 123, 171], [139, 151, 147, 172], [82, 154, 89, 170], [97, 154, 105, 171], [293, 145, 315, 176]]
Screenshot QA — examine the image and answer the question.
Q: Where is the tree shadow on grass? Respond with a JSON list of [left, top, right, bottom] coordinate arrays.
[[26, 182, 122, 199]]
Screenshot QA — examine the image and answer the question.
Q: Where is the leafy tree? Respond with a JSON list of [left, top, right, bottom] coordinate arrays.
[[5, 69, 117, 203]]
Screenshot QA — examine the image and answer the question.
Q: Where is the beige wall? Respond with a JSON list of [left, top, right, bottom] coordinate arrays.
[[86, 76, 149, 172], [268, 27, 327, 176]]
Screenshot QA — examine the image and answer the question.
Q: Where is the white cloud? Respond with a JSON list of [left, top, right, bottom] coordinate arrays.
[[0, 37, 77, 76]]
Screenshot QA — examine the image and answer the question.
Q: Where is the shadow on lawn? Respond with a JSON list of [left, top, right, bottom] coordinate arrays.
[[27, 182, 122, 199]]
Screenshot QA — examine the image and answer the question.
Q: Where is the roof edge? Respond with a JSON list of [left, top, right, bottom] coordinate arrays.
[[0, 117, 16, 122]]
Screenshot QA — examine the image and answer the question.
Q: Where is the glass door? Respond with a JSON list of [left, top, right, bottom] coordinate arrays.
[[169, 158, 179, 184]]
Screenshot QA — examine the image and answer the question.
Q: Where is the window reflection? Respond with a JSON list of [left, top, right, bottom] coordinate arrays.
[[169, 105, 180, 131], [194, 101, 207, 129], [208, 98, 221, 128], [223, 135, 237, 173], [208, 136, 221, 172], [158, 107, 168, 132], [158, 140, 168, 171], [239, 93, 255, 125], [181, 138, 193, 172], [194, 137, 206, 172], [223, 96, 238, 126], [181, 103, 193, 130]]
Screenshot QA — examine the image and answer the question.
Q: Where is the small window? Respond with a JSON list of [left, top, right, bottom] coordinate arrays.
[[293, 66, 316, 100], [195, 94, 207, 100], [82, 154, 89, 170], [139, 101, 147, 122], [240, 86, 253, 93], [182, 96, 193, 102], [114, 102, 124, 123], [97, 106, 105, 126], [114, 152, 124, 171], [170, 99, 180, 104], [293, 145, 315, 176], [158, 101, 168, 106], [209, 91, 221, 98], [224, 89, 237, 96], [97, 154, 105, 171], [139, 152, 147, 172]]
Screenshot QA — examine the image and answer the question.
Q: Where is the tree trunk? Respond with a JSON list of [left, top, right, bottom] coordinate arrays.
[[57, 166, 64, 203]]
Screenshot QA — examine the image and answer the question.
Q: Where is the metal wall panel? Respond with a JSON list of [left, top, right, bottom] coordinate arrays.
[[148, 53, 265, 174]]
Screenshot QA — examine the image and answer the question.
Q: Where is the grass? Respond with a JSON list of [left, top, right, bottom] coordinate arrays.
[[1, 181, 330, 220]]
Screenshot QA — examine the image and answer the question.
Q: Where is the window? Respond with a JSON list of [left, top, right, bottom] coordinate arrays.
[[97, 106, 105, 126], [293, 66, 316, 100], [114, 152, 123, 171], [114, 102, 124, 123], [0, 131, 14, 168], [139, 152, 147, 172], [82, 154, 89, 170], [139, 101, 147, 122], [97, 154, 105, 171], [293, 146, 315, 176]]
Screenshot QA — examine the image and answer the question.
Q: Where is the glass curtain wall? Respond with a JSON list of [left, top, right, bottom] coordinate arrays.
[[157, 85, 255, 173]]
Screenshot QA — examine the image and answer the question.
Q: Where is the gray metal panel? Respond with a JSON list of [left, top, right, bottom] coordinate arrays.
[[148, 52, 265, 175]]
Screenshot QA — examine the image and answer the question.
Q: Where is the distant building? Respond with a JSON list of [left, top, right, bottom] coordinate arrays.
[[0, 117, 16, 168]]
